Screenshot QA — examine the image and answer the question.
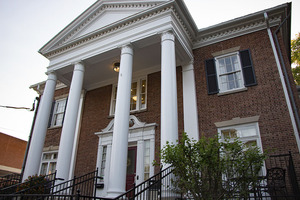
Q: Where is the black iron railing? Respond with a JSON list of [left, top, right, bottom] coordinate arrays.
[[0, 152, 299, 199], [51, 169, 100, 197], [115, 165, 178, 200], [0, 174, 21, 189]]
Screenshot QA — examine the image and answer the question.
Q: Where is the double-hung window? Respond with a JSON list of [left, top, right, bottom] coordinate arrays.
[[215, 53, 244, 92], [205, 49, 257, 94], [110, 78, 147, 115], [39, 151, 58, 175], [49, 98, 67, 127]]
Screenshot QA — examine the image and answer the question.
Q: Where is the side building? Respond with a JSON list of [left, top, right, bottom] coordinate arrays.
[[24, 0, 299, 198]]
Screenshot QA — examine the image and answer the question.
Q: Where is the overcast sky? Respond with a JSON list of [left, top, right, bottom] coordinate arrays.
[[0, 0, 299, 141]]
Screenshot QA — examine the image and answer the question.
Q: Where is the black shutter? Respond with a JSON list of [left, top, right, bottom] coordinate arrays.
[[240, 49, 257, 87], [48, 101, 56, 128], [205, 58, 219, 94], [62, 97, 68, 126]]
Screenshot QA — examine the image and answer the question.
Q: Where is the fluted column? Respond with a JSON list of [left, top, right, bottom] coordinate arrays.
[[106, 45, 133, 198], [161, 31, 178, 154], [182, 61, 199, 141], [56, 62, 85, 181], [23, 72, 57, 181]]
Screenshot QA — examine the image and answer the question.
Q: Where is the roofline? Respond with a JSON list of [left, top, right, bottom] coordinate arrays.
[[194, 2, 291, 48]]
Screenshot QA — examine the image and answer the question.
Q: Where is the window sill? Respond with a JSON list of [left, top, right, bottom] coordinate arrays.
[[217, 87, 247, 96], [48, 125, 63, 130]]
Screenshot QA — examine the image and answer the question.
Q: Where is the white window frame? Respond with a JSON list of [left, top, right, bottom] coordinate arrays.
[[110, 77, 147, 115], [51, 98, 67, 127], [100, 146, 107, 177], [215, 52, 245, 93], [39, 151, 58, 175], [218, 122, 266, 176]]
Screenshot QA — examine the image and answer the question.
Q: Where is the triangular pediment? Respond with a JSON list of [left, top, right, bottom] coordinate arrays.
[[40, 0, 170, 55]]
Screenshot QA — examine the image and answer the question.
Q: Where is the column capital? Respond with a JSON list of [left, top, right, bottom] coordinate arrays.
[[45, 71, 57, 82], [161, 31, 175, 42], [182, 60, 195, 72], [74, 61, 85, 72], [121, 44, 133, 56]]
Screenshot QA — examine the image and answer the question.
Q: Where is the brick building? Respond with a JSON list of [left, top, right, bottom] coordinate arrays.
[[23, 0, 299, 198], [0, 132, 27, 176]]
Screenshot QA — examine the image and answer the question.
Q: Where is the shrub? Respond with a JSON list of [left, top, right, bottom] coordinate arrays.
[[160, 132, 266, 200], [16, 175, 51, 194]]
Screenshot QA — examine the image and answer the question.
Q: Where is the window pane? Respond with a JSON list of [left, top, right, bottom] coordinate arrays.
[[144, 140, 150, 180], [241, 128, 257, 137], [56, 100, 66, 113], [225, 57, 233, 72], [54, 113, 64, 126], [48, 162, 56, 174], [43, 153, 51, 160], [40, 163, 48, 175], [140, 79, 147, 109], [100, 146, 107, 177], [130, 82, 137, 111]]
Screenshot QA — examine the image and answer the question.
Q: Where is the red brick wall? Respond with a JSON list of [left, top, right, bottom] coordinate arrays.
[[193, 29, 300, 179], [0, 133, 27, 170]]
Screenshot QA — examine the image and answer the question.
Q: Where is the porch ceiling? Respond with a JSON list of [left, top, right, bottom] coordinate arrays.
[[55, 34, 190, 91]]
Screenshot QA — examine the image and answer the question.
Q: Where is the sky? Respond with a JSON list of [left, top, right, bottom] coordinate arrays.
[[0, 0, 299, 141]]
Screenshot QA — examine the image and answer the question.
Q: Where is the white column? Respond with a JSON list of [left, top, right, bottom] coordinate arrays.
[[161, 31, 178, 153], [182, 61, 199, 141], [56, 62, 85, 181], [106, 45, 133, 198], [23, 72, 57, 181]]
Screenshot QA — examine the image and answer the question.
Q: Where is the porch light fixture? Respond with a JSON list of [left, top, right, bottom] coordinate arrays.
[[113, 62, 120, 72]]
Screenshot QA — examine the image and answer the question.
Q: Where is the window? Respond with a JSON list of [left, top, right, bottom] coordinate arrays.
[[49, 98, 67, 127], [144, 140, 150, 180], [110, 78, 147, 115], [215, 53, 244, 92], [100, 146, 107, 177], [205, 49, 256, 94], [39, 151, 58, 175], [218, 123, 262, 149]]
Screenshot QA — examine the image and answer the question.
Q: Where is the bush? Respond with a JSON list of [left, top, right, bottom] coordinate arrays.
[[16, 175, 51, 194], [160, 133, 266, 200]]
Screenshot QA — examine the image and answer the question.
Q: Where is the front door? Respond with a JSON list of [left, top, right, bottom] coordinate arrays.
[[126, 146, 137, 191]]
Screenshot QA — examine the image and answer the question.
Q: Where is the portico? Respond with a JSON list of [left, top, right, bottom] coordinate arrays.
[[23, 0, 199, 198]]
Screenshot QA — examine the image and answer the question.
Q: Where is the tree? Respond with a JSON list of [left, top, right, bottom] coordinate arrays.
[[292, 33, 300, 85], [160, 133, 266, 200]]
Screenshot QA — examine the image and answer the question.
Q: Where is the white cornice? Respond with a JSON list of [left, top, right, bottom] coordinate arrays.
[[193, 3, 289, 49]]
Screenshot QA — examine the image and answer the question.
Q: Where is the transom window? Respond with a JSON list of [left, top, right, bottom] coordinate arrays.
[[39, 151, 58, 175], [110, 78, 147, 115], [215, 53, 245, 93]]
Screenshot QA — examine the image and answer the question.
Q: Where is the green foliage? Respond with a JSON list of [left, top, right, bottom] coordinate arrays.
[[160, 133, 266, 200], [292, 33, 300, 85], [16, 175, 51, 194]]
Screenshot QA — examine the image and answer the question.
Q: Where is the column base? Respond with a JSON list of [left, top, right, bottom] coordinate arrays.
[[106, 189, 125, 198]]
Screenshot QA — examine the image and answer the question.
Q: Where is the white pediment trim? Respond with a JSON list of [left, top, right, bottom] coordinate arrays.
[[96, 115, 157, 135], [39, 0, 197, 59], [39, 1, 174, 58]]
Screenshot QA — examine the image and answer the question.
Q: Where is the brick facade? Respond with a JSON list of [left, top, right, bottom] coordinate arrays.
[[193, 29, 300, 180]]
